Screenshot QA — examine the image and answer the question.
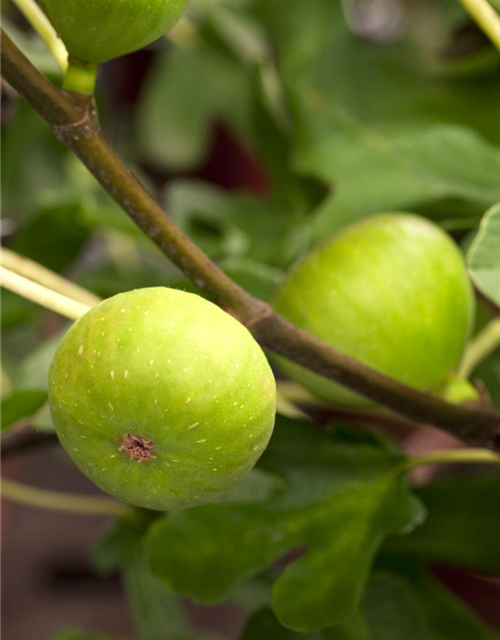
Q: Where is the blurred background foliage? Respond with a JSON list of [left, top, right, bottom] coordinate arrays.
[[2, 0, 500, 638]]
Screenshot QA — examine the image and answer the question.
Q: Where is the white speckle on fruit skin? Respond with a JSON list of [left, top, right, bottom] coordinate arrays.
[[154, 399, 158, 405], [253, 446, 259, 452], [188, 422, 199, 430], [144, 310, 149, 316], [196, 439, 207, 444], [213, 468, 218, 471], [170, 322, 176, 327], [110, 455, 116, 458], [233, 402, 238, 406], [73, 448, 78, 452], [149, 359, 154, 366], [249, 434, 254, 439], [78, 345, 84, 355], [186, 397, 191, 404], [167, 359, 172, 363], [215, 446, 222, 450], [183, 368, 188, 373], [124, 371, 129, 378], [108, 402, 114, 411], [110, 370, 114, 380], [120, 308, 126, 314]]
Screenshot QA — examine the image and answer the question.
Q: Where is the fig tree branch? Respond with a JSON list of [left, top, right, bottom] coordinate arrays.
[[2, 29, 500, 449]]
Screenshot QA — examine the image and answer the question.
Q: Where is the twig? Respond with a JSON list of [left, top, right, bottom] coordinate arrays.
[[2, 30, 500, 448], [1, 266, 90, 320], [1, 247, 101, 306], [1, 477, 128, 516], [405, 447, 500, 469]]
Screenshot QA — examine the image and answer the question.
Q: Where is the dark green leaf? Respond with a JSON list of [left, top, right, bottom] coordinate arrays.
[[384, 475, 500, 573], [362, 573, 434, 640], [146, 419, 423, 632], [409, 569, 500, 640], [93, 518, 195, 640], [1, 390, 47, 431]]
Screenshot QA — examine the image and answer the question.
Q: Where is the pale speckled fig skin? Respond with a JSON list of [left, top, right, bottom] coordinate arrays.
[[274, 214, 474, 406], [39, 0, 190, 64], [48, 288, 276, 510]]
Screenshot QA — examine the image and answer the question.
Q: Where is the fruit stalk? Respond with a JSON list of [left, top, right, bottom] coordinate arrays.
[[0, 266, 91, 320], [2, 30, 500, 448], [1, 478, 127, 516], [1, 247, 101, 306], [456, 0, 500, 52], [11, 0, 68, 72], [459, 317, 500, 378]]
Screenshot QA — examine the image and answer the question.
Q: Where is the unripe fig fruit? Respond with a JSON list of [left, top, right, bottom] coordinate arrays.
[[274, 214, 474, 406], [39, 0, 190, 64], [48, 288, 276, 510]]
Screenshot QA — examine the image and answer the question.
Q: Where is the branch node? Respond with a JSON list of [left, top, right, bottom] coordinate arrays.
[[53, 97, 99, 142]]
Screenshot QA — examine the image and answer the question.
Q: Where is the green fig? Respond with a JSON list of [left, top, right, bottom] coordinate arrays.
[[274, 214, 474, 406], [39, 0, 189, 64], [49, 287, 276, 510]]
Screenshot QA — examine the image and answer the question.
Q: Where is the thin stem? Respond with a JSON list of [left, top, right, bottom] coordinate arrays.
[[1, 266, 90, 320], [1, 477, 128, 516], [405, 447, 500, 469], [11, 0, 68, 72], [459, 317, 500, 378], [2, 30, 500, 449], [456, 0, 500, 52], [63, 57, 98, 94], [1, 247, 101, 307]]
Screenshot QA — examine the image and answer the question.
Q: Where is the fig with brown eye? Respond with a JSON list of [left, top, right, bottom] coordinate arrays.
[[48, 288, 276, 511]]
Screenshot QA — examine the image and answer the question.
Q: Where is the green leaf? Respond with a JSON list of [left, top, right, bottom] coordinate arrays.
[[15, 334, 63, 391], [11, 200, 90, 273], [240, 573, 436, 640], [1, 390, 47, 431], [307, 125, 500, 241], [93, 518, 196, 640], [260, 0, 500, 239], [138, 39, 253, 171], [146, 419, 423, 632], [164, 179, 310, 268], [240, 608, 324, 640], [362, 573, 434, 640], [383, 475, 500, 573], [378, 562, 500, 640], [467, 203, 500, 306], [408, 569, 500, 640]]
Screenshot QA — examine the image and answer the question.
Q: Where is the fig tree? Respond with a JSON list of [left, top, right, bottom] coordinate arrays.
[[274, 214, 474, 406], [48, 287, 276, 510]]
